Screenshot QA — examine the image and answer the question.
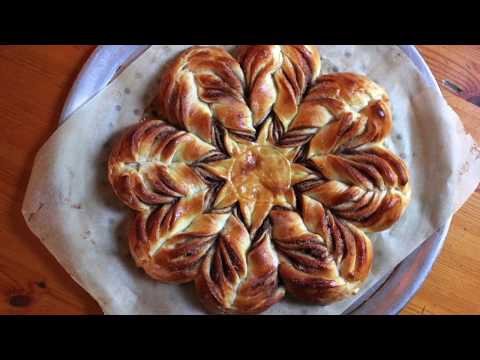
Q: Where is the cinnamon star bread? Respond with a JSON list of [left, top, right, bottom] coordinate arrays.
[[108, 45, 411, 314]]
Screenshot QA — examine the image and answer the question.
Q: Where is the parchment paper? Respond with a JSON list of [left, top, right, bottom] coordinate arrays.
[[22, 45, 480, 314]]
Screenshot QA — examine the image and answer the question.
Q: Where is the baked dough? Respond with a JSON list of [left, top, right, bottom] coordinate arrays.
[[108, 45, 411, 314]]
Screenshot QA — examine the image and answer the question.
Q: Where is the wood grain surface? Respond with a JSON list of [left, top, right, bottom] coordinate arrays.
[[0, 45, 479, 315]]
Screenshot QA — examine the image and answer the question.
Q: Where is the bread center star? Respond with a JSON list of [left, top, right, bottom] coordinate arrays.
[[230, 145, 291, 203], [199, 120, 301, 235]]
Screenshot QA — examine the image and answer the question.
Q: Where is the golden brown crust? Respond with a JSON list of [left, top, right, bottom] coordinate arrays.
[[237, 45, 321, 130], [108, 120, 216, 211], [270, 208, 372, 304], [305, 145, 410, 232], [280, 72, 392, 149], [108, 46, 411, 314], [154, 46, 254, 144], [129, 203, 229, 283], [195, 215, 284, 314]]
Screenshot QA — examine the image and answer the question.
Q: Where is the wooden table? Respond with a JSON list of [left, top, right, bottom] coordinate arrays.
[[1, 45, 479, 315]]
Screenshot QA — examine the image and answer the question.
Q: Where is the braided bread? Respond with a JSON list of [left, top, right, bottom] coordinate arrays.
[[108, 45, 411, 314]]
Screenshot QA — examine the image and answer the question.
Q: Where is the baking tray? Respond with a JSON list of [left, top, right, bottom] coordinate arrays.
[[59, 45, 452, 315]]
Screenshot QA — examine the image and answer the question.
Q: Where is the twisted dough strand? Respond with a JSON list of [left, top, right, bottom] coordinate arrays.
[[270, 207, 372, 304], [196, 214, 284, 314], [129, 192, 230, 283], [154, 47, 255, 145], [108, 120, 218, 211], [237, 45, 321, 131], [304, 145, 410, 231], [279, 73, 392, 149]]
